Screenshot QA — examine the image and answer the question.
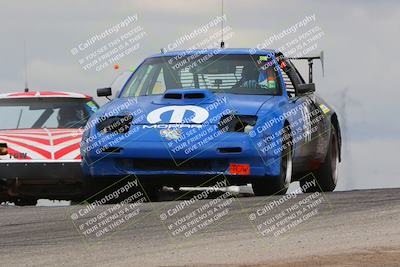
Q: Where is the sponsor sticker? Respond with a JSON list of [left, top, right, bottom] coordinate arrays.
[[319, 104, 330, 114], [160, 128, 182, 141], [86, 101, 98, 112], [229, 163, 250, 175]]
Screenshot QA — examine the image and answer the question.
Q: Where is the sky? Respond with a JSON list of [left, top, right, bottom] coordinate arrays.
[[0, 0, 399, 191]]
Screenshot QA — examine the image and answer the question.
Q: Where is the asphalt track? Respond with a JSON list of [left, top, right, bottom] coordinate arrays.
[[1, 188, 400, 267]]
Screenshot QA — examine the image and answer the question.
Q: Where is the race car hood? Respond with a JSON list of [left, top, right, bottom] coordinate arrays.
[[99, 89, 274, 125], [0, 128, 82, 161]]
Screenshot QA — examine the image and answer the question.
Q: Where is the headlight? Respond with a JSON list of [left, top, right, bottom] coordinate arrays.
[[218, 115, 257, 133], [96, 114, 133, 134]]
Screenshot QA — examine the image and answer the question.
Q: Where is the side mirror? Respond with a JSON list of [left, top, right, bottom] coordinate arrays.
[[97, 87, 112, 98], [297, 83, 315, 95], [0, 143, 8, 156]]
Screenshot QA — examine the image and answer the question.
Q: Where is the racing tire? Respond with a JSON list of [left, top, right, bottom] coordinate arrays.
[[252, 126, 292, 196], [301, 126, 339, 193], [14, 198, 38, 206], [143, 186, 161, 202]]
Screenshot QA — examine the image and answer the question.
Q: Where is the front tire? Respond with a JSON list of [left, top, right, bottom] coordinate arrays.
[[14, 198, 37, 206], [301, 126, 339, 192], [143, 185, 161, 202], [252, 127, 293, 196]]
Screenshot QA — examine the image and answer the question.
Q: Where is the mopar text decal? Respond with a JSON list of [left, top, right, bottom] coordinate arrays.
[[146, 105, 209, 127]]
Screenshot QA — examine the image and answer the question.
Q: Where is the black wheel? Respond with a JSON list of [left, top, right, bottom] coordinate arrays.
[[252, 126, 293, 196], [301, 127, 339, 193], [143, 185, 161, 202], [14, 198, 37, 206]]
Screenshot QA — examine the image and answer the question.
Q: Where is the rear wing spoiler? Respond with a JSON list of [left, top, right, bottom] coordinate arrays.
[[287, 51, 324, 83]]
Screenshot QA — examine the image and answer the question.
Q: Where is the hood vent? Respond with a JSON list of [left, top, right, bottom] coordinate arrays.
[[184, 93, 205, 99], [164, 93, 182, 99], [163, 92, 206, 100]]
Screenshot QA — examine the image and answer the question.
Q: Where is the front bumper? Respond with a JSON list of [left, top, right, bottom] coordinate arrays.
[[82, 133, 282, 185], [0, 161, 85, 200]]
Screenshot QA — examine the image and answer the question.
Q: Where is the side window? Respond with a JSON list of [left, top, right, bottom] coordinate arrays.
[[123, 65, 156, 97], [111, 71, 132, 97], [281, 71, 296, 97], [152, 67, 167, 94], [135, 65, 156, 96], [280, 61, 305, 98]]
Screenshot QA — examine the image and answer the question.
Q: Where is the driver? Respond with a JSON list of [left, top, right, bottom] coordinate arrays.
[[240, 64, 259, 88], [240, 62, 277, 90], [57, 108, 85, 128]]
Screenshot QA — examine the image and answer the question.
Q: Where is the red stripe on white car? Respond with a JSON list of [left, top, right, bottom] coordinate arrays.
[[0, 138, 52, 159], [0, 91, 91, 99], [0, 134, 52, 145], [54, 143, 80, 159], [0, 128, 83, 161]]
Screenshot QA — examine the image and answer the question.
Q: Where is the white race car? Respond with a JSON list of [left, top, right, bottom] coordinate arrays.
[[0, 91, 98, 205]]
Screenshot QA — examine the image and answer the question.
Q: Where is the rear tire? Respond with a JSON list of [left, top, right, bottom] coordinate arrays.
[[252, 126, 292, 196], [301, 127, 339, 193]]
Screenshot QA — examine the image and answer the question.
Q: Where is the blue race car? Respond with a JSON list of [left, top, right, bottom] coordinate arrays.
[[81, 48, 341, 196]]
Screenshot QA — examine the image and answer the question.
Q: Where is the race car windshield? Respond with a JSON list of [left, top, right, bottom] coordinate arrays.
[[0, 98, 98, 130], [120, 54, 281, 97]]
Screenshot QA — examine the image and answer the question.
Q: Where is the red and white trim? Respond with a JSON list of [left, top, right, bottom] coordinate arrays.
[[0, 91, 91, 99], [0, 129, 83, 161]]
